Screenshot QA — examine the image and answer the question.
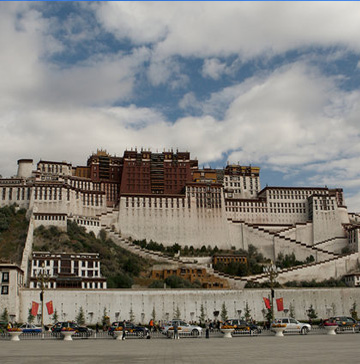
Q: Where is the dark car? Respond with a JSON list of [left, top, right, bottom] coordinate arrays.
[[225, 319, 261, 335], [51, 321, 92, 337], [108, 321, 149, 338], [328, 316, 360, 333]]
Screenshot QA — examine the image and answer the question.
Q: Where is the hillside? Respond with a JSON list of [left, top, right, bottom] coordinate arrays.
[[0, 205, 29, 264], [33, 221, 154, 288]]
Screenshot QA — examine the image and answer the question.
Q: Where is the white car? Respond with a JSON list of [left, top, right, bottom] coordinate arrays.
[[19, 323, 42, 333], [161, 320, 202, 337], [273, 317, 311, 335]]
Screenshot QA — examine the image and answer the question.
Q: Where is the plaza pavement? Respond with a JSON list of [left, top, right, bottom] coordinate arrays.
[[0, 334, 359, 364]]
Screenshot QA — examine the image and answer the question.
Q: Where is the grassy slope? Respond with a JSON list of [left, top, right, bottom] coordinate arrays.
[[0, 206, 29, 265], [33, 221, 153, 288]]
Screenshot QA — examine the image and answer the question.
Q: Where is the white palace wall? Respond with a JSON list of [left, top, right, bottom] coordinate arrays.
[[19, 288, 360, 324], [118, 196, 232, 249]]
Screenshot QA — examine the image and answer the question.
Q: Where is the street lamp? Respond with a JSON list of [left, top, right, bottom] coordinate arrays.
[[36, 262, 50, 339], [263, 263, 280, 322]]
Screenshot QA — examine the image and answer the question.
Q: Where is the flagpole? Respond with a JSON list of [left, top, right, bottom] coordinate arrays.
[[37, 262, 50, 340], [263, 262, 279, 323]]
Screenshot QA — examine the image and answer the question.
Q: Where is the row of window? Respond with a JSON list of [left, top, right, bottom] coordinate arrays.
[[34, 214, 66, 221], [268, 190, 327, 199], [76, 219, 100, 227], [40, 164, 64, 174], [32, 260, 99, 268], [1, 187, 31, 201], [125, 198, 186, 209], [0, 269, 10, 295], [226, 207, 307, 214]]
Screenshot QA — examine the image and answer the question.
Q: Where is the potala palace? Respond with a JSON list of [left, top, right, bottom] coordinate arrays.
[[1, 148, 360, 323]]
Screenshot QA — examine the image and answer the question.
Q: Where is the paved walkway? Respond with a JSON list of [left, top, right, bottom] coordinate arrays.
[[1, 334, 359, 364]]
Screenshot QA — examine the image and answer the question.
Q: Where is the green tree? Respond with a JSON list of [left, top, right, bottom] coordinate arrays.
[[151, 307, 156, 321], [1, 307, 9, 322], [149, 280, 164, 288], [307, 304, 317, 320], [289, 302, 296, 318], [244, 302, 252, 322], [52, 309, 59, 324], [99, 229, 107, 242], [331, 303, 337, 316], [28, 308, 35, 324], [220, 302, 228, 322], [174, 306, 181, 319], [199, 304, 206, 324], [102, 308, 109, 326], [350, 302, 358, 320], [129, 307, 135, 323], [76, 306, 85, 325]]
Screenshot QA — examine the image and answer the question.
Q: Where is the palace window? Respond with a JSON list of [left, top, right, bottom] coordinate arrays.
[[2, 272, 9, 283]]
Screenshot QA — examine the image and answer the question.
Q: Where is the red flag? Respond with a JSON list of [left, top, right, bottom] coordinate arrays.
[[276, 298, 284, 312], [31, 301, 39, 316], [46, 301, 54, 315], [263, 297, 271, 309]]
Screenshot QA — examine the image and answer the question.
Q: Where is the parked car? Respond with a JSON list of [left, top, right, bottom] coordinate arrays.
[[225, 319, 261, 335], [161, 320, 202, 337], [51, 322, 92, 337], [273, 317, 311, 335], [328, 316, 360, 332], [108, 321, 149, 338], [19, 323, 42, 333]]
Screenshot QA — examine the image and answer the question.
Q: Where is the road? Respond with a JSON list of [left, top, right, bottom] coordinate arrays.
[[0, 333, 359, 364]]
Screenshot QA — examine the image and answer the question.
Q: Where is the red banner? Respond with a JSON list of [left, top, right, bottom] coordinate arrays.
[[263, 297, 271, 309], [46, 300, 54, 315], [276, 298, 284, 311], [31, 301, 39, 316]]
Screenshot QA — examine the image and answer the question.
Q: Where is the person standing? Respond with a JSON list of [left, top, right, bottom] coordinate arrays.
[[173, 321, 179, 340], [122, 320, 126, 340], [149, 319, 154, 333]]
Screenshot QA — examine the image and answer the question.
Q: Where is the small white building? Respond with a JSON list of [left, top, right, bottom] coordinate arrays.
[[29, 252, 107, 290], [0, 263, 24, 322], [344, 272, 360, 287]]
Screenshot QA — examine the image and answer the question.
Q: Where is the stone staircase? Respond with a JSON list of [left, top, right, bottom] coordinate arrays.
[[244, 222, 337, 260], [243, 252, 359, 285], [104, 226, 246, 289], [98, 207, 119, 229]]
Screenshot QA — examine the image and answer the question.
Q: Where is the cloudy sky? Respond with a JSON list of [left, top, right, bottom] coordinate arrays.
[[1, 2, 360, 210]]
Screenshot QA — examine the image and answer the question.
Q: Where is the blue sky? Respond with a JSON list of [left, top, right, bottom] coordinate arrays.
[[1, 2, 360, 210]]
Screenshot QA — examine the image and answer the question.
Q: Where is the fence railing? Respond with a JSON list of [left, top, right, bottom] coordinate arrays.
[[0, 325, 359, 340]]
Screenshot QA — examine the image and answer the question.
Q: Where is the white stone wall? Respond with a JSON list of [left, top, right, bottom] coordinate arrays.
[[0, 184, 31, 210], [18, 287, 360, 324], [20, 217, 34, 283], [118, 195, 232, 249], [272, 252, 360, 284]]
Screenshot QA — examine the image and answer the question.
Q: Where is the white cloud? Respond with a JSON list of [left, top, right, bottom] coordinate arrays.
[[95, 2, 360, 60], [202, 59, 227, 80], [178, 92, 200, 113], [2, 2, 360, 212]]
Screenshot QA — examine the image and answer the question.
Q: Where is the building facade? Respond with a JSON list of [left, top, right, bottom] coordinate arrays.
[[0, 148, 357, 271], [0, 263, 24, 321], [29, 252, 107, 289]]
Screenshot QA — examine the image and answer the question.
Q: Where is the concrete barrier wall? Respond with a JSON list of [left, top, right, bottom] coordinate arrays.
[[19, 287, 360, 325]]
